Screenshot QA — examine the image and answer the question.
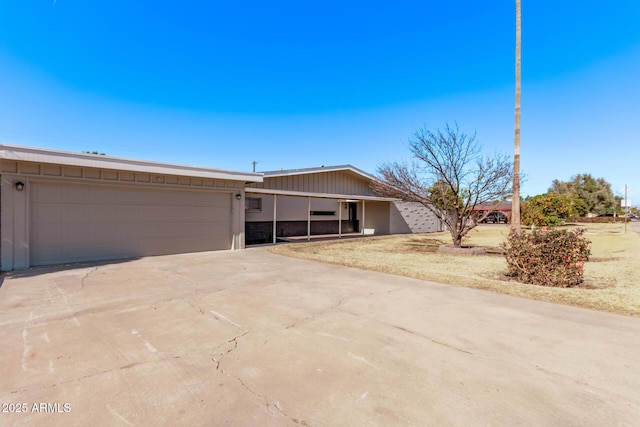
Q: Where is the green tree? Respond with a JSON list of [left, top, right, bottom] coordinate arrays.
[[522, 193, 581, 226], [372, 123, 513, 247], [550, 174, 619, 215], [570, 194, 589, 217]]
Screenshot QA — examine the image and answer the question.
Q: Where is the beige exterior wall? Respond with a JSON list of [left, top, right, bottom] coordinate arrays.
[[246, 195, 342, 222], [249, 170, 376, 196], [362, 201, 390, 235], [1, 160, 247, 270]]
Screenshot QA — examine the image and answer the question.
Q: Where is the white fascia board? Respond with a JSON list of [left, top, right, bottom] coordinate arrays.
[[0, 144, 262, 183], [245, 187, 399, 202]]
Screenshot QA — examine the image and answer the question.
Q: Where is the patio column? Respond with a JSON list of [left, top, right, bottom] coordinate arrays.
[[338, 200, 342, 238], [361, 200, 366, 235], [307, 197, 311, 241], [272, 194, 277, 244]]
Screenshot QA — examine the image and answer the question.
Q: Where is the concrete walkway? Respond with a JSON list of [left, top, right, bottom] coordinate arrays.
[[1, 248, 639, 426]]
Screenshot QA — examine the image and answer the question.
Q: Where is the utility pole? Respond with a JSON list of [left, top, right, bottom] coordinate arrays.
[[252, 161, 258, 173], [511, 0, 522, 234]]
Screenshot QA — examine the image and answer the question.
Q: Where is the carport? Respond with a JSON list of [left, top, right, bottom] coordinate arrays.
[[245, 187, 397, 243]]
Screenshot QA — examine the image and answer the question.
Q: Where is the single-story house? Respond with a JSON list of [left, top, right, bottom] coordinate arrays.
[[0, 145, 443, 270], [474, 202, 513, 222], [245, 165, 443, 244], [0, 144, 261, 270]]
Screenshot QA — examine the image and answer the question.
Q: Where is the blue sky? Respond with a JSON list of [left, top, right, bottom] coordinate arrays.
[[0, 1, 639, 200]]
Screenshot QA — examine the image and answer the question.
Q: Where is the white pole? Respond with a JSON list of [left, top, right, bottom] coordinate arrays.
[[625, 184, 628, 233], [273, 194, 277, 244], [362, 200, 366, 235], [338, 200, 342, 238], [307, 197, 311, 241]]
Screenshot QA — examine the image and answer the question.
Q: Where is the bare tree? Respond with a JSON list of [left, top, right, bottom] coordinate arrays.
[[511, 0, 522, 234], [372, 124, 514, 247]]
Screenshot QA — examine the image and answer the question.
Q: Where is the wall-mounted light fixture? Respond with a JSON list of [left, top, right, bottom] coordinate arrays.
[[15, 181, 25, 191], [235, 193, 242, 200]]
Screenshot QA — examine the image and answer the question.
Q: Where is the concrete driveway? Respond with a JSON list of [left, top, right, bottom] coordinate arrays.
[[1, 248, 639, 426]]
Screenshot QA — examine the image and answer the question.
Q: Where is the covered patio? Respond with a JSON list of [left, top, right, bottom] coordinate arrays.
[[245, 187, 397, 244]]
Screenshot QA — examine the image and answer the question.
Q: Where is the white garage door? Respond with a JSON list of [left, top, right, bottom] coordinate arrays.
[[29, 181, 232, 266]]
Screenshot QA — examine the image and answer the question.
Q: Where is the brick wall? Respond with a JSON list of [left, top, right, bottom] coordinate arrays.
[[246, 220, 355, 244]]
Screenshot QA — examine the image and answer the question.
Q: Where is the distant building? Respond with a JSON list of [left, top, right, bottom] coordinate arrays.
[[474, 202, 513, 222]]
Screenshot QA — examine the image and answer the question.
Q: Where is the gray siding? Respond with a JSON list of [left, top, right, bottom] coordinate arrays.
[[249, 170, 375, 196], [390, 201, 443, 234]]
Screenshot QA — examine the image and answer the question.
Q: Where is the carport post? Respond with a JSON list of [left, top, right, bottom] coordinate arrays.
[[273, 194, 277, 244], [361, 200, 366, 235], [307, 197, 311, 241], [338, 200, 342, 238]]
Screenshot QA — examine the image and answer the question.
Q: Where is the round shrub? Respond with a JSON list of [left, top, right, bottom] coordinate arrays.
[[501, 228, 591, 287], [521, 193, 580, 227]]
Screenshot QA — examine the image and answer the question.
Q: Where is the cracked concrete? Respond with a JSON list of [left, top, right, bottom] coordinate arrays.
[[285, 296, 347, 330], [211, 331, 248, 371], [209, 328, 311, 425], [1, 247, 640, 426], [387, 323, 474, 354], [78, 266, 98, 291]]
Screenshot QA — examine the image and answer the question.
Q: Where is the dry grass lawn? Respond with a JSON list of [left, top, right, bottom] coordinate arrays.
[[269, 223, 640, 317]]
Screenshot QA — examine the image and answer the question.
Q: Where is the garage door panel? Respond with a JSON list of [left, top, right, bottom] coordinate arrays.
[[163, 206, 212, 221], [30, 182, 232, 266], [89, 204, 117, 219], [30, 203, 61, 224], [138, 237, 221, 255], [89, 226, 121, 242], [34, 227, 62, 246], [64, 206, 91, 223], [30, 184, 61, 202]]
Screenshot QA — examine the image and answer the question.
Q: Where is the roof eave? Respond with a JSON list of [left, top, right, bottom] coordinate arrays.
[[0, 144, 263, 183], [245, 187, 399, 201]]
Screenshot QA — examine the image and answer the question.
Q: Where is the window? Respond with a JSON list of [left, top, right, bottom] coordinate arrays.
[[245, 197, 262, 212], [310, 210, 335, 216]]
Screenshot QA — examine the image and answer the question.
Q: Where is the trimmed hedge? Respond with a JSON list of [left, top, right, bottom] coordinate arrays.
[[567, 216, 629, 224], [502, 228, 591, 287]]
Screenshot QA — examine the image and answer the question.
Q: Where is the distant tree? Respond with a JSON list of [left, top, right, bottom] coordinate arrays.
[[569, 194, 589, 217], [522, 193, 584, 226], [550, 174, 619, 215], [371, 123, 514, 247]]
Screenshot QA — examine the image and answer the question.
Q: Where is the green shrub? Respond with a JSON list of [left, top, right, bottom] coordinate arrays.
[[501, 228, 591, 287], [521, 193, 580, 227], [566, 216, 628, 224]]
